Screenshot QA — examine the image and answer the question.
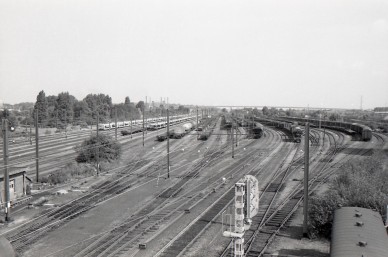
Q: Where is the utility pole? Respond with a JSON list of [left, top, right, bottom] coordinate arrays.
[[303, 122, 310, 237], [130, 110, 133, 139], [115, 107, 117, 141], [196, 107, 199, 139], [167, 109, 170, 178], [232, 123, 235, 158], [2, 119, 11, 221], [96, 113, 100, 176], [56, 109, 58, 129], [145, 96, 148, 135], [29, 123, 32, 145], [236, 124, 238, 147], [29, 109, 32, 145], [64, 109, 67, 139], [142, 107, 145, 147], [35, 110, 39, 182]]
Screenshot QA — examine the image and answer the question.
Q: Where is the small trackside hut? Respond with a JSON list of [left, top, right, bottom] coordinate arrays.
[[0, 166, 31, 208]]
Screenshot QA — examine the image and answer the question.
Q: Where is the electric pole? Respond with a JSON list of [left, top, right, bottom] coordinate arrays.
[[64, 109, 67, 139], [167, 109, 170, 178], [130, 110, 133, 139], [196, 107, 199, 139], [232, 122, 235, 158], [115, 107, 117, 141], [2, 119, 11, 221], [35, 109, 39, 182], [303, 122, 310, 237], [96, 113, 100, 176], [142, 106, 145, 147]]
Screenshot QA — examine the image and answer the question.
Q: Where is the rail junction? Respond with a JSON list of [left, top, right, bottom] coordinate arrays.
[[0, 112, 387, 257]]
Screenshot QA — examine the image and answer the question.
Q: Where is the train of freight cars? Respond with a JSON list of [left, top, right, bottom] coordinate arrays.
[[280, 116, 372, 141], [156, 121, 197, 141], [235, 118, 265, 139], [254, 117, 303, 143], [97, 115, 191, 130]]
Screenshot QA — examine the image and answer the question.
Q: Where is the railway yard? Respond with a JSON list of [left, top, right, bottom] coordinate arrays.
[[0, 113, 387, 257]]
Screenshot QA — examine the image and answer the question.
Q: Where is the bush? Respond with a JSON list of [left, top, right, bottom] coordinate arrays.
[[308, 190, 343, 238], [40, 163, 99, 185], [75, 134, 121, 163], [309, 151, 388, 238]]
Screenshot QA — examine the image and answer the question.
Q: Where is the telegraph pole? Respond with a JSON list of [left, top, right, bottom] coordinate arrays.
[[64, 109, 67, 139], [145, 97, 148, 135], [2, 119, 11, 221], [196, 107, 199, 139], [115, 107, 118, 141], [56, 109, 58, 129], [142, 107, 145, 147], [232, 123, 235, 158], [236, 124, 238, 147], [96, 113, 100, 176], [29, 123, 32, 145], [130, 111, 133, 139], [167, 109, 170, 178], [303, 122, 310, 237], [29, 109, 32, 145], [35, 110, 39, 182]]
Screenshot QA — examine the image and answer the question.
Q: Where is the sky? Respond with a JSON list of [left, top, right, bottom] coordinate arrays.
[[0, 0, 387, 109]]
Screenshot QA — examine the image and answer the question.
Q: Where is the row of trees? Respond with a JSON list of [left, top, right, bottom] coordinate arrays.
[[31, 91, 190, 127], [33, 91, 140, 127]]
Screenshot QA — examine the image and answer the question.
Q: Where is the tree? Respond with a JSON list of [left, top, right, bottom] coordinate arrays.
[[136, 101, 145, 111], [329, 113, 339, 121], [75, 134, 121, 163], [54, 92, 76, 126], [262, 106, 269, 116], [125, 97, 131, 105], [33, 90, 48, 125], [83, 94, 113, 123], [252, 108, 260, 116]]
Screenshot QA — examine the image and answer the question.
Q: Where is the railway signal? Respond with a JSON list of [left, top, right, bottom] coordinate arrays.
[[223, 175, 259, 257]]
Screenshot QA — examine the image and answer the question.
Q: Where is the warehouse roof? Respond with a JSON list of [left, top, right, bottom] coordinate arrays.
[[330, 207, 388, 257]]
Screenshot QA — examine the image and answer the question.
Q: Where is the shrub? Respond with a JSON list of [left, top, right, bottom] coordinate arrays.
[[308, 190, 343, 238], [75, 134, 121, 163], [308, 151, 388, 238]]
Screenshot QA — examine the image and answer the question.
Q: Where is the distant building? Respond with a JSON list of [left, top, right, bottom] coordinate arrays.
[[0, 166, 31, 208]]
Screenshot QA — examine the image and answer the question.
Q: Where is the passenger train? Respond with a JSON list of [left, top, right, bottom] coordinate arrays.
[[98, 115, 189, 131]]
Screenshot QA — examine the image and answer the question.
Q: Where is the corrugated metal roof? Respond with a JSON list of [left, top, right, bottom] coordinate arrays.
[[330, 207, 388, 257]]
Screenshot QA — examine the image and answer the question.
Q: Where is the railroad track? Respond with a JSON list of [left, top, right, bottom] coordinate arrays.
[[3, 125, 213, 254], [0, 121, 193, 179], [153, 127, 292, 257], [243, 129, 381, 256], [44, 125, 280, 257], [66, 123, 235, 256]]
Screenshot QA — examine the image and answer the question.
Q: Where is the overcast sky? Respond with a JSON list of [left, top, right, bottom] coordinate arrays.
[[0, 0, 387, 109]]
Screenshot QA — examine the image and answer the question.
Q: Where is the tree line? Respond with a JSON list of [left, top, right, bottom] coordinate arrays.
[[1, 91, 191, 129], [32, 91, 141, 127], [33, 91, 188, 127]]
